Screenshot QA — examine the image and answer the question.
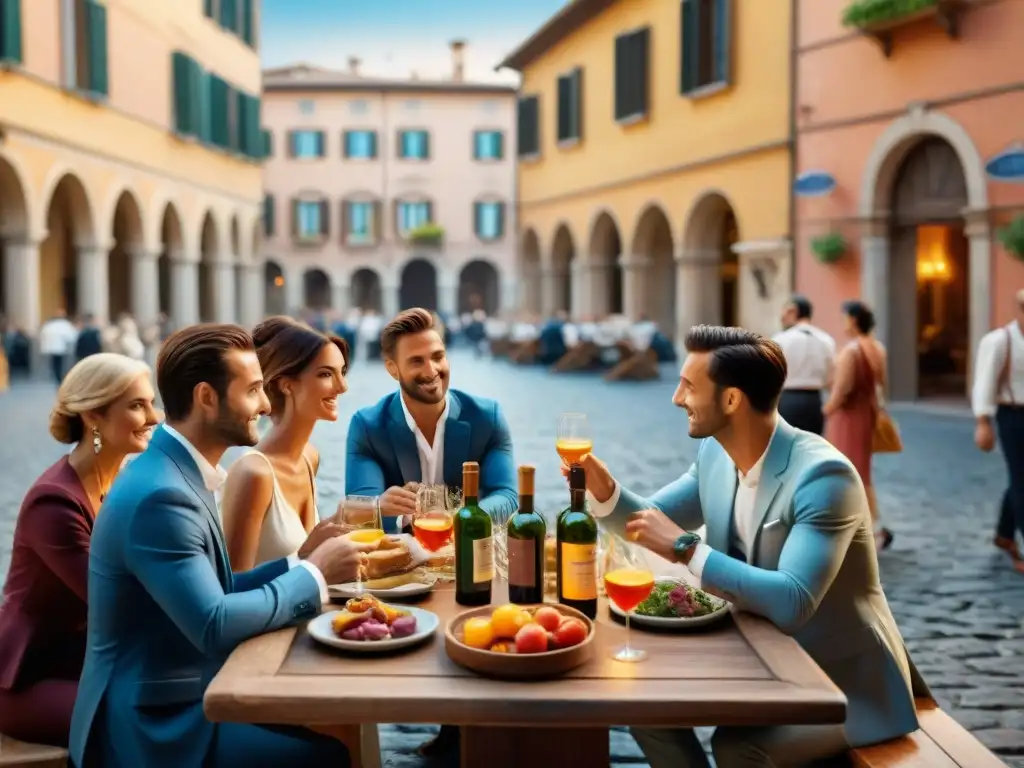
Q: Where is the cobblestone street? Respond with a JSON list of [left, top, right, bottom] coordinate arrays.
[[1, 351, 1020, 766]]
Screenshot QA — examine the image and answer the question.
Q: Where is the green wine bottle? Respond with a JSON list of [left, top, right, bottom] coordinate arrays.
[[454, 461, 493, 606], [556, 464, 598, 618], [507, 465, 545, 605]]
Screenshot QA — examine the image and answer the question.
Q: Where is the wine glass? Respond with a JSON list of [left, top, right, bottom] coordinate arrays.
[[556, 412, 592, 466], [336, 495, 385, 594], [413, 485, 454, 576], [603, 568, 655, 663]]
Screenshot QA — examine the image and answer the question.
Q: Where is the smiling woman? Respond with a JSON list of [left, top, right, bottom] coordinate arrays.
[[220, 316, 351, 570]]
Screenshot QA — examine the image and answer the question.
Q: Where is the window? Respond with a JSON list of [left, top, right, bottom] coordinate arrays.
[[517, 95, 539, 157], [614, 27, 649, 121], [263, 194, 275, 236], [0, 0, 24, 64], [260, 128, 273, 158], [473, 130, 504, 161], [344, 201, 377, 245], [681, 0, 733, 93], [396, 201, 432, 236], [298, 99, 315, 115], [474, 202, 505, 241], [205, 0, 255, 48], [398, 129, 430, 160], [288, 130, 325, 159], [62, 0, 108, 97], [343, 130, 377, 159], [292, 199, 328, 240], [557, 68, 583, 143]]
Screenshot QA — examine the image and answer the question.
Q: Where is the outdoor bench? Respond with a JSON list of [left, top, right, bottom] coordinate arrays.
[[0, 735, 67, 768]]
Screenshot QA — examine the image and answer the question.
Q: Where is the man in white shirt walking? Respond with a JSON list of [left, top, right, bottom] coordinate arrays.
[[972, 289, 1024, 573], [772, 295, 835, 434], [38, 309, 79, 384]]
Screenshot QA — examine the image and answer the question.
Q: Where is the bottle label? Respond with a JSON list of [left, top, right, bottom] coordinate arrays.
[[507, 537, 536, 588], [560, 542, 597, 600], [472, 536, 494, 584]]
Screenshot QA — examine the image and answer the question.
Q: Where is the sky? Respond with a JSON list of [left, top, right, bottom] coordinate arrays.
[[260, 0, 570, 83]]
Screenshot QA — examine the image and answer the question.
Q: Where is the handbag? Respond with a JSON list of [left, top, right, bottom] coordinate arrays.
[[858, 340, 903, 454]]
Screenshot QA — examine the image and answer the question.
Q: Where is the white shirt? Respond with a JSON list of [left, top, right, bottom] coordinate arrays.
[[972, 321, 1024, 417], [398, 392, 449, 526], [589, 421, 780, 586], [162, 424, 329, 604], [510, 322, 539, 342], [562, 323, 580, 347], [629, 320, 657, 351], [38, 318, 78, 355], [773, 322, 836, 390]]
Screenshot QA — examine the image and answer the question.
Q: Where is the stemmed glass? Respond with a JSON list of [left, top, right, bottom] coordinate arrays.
[[413, 485, 454, 575], [603, 568, 655, 663], [336, 495, 384, 593], [556, 412, 592, 466]]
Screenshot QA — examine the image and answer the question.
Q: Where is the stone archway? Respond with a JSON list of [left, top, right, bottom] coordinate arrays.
[[264, 261, 286, 316], [587, 212, 623, 317], [303, 268, 332, 310], [860, 109, 988, 400], [519, 228, 541, 315], [41, 174, 95, 321], [549, 224, 575, 315], [458, 259, 500, 315], [159, 204, 183, 319], [680, 192, 740, 333], [0, 153, 30, 326], [198, 212, 218, 322], [630, 205, 676, 337], [400, 259, 438, 311], [351, 268, 382, 311], [108, 191, 145, 321]]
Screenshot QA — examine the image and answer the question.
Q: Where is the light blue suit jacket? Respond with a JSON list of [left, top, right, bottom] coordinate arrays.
[[601, 419, 928, 748], [346, 389, 517, 529], [69, 426, 322, 768]]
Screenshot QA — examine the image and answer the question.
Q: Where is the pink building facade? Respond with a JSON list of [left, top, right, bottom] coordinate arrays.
[[260, 48, 518, 320], [795, 0, 1024, 402]]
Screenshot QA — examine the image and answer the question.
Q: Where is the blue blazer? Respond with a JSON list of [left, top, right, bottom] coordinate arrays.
[[69, 426, 321, 768], [346, 389, 517, 529], [600, 419, 929, 748]]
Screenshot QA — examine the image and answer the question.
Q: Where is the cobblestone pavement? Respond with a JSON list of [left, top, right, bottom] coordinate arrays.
[[1, 351, 1020, 766]]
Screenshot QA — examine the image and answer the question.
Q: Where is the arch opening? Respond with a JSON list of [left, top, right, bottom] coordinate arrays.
[[683, 193, 740, 329], [303, 268, 332, 311], [458, 259, 500, 315], [588, 213, 623, 317], [630, 205, 676, 337], [159, 204, 183, 318], [41, 174, 94, 320], [550, 225, 575, 315], [0, 155, 30, 321], [264, 261, 286, 316], [198, 212, 218, 321], [108, 191, 144, 320], [399, 259, 438, 311], [519, 229, 542, 316], [351, 268, 382, 312]]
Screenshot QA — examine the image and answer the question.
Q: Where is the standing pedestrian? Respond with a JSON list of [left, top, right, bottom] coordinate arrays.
[[773, 295, 835, 435]]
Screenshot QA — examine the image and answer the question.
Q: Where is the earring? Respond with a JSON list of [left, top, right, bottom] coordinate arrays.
[[92, 427, 102, 455]]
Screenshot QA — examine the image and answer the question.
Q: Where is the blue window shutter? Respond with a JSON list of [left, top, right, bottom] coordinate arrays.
[[317, 130, 325, 157], [680, 0, 697, 94], [497, 203, 505, 238], [319, 200, 329, 235], [421, 131, 430, 159], [714, 0, 732, 85], [0, 0, 23, 64], [342, 131, 350, 157], [86, 0, 108, 96], [472, 132, 480, 160], [398, 131, 407, 158], [473, 202, 481, 237], [369, 131, 377, 158], [495, 132, 504, 159]]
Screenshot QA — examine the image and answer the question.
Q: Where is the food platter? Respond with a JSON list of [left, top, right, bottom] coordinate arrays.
[[328, 533, 440, 599], [329, 568, 438, 600], [445, 603, 595, 679], [308, 596, 439, 653], [609, 577, 731, 629]]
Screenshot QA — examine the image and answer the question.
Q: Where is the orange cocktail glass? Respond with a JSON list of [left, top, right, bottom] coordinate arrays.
[[604, 568, 655, 663], [413, 515, 454, 552]]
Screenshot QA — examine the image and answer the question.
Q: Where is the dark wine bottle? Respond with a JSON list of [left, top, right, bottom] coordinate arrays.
[[556, 464, 598, 618], [454, 461, 493, 606], [507, 465, 545, 604]]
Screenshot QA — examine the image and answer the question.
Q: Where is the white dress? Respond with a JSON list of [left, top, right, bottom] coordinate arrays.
[[236, 449, 318, 566]]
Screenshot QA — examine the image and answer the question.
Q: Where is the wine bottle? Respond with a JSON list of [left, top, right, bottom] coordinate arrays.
[[506, 465, 545, 604], [556, 464, 598, 618], [454, 461, 493, 606]]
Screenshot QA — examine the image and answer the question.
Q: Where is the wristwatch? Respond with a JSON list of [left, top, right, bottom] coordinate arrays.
[[673, 532, 702, 564]]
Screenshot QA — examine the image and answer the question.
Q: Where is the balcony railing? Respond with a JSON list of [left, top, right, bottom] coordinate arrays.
[[842, 0, 969, 57]]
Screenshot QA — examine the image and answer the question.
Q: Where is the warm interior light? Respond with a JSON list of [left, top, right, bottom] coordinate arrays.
[[916, 225, 952, 283], [273, 275, 285, 287]]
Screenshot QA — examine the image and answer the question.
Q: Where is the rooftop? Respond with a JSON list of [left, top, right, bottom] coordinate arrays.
[[497, 0, 619, 72], [263, 64, 517, 95]]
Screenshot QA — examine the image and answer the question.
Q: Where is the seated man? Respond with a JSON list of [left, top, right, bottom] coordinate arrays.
[[576, 325, 926, 768]]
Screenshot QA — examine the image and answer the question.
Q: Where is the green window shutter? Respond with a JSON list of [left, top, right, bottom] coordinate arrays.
[[680, 0, 697, 94], [260, 128, 272, 158], [220, 0, 237, 32], [204, 0, 215, 18], [317, 130, 326, 157], [497, 203, 505, 238], [556, 74, 570, 142], [197, 68, 211, 143], [495, 131, 504, 159], [264, 195, 274, 236], [241, 0, 254, 45], [86, 0, 108, 97], [422, 131, 430, 160], [0, 0, 23, 64], [369, 131, 378, 158], [171, 52, 191, 134], [473, 202, 481, 237], [319, 200, 329, 235], [714, 0, 733, 85], [571, 69, 583, 140], [247, 97, 261, 158]]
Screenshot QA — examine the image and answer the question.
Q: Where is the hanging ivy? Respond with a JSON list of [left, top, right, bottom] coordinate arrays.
[[811, 232, 847, 264], [997, 215, 1024, 261], [841, 0, 939, 28]]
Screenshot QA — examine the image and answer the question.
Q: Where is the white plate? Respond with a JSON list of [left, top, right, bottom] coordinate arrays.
[[329, 573, 437, 600], [609, 578, 732, 629], [307, 606, 439, 653]]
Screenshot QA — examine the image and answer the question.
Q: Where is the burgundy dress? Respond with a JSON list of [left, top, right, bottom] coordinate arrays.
[[825, 341, 878, 486], [0, 456, 93, 747]]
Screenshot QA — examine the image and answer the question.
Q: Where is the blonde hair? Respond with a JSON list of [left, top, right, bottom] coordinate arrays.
[[49, 353, 151, 444]]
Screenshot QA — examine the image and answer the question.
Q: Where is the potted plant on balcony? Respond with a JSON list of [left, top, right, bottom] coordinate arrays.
[[997, 215, 1024, 261], [810, 232, 847, 264], [407, 223, 444, 248], [841, 0, 940, 28]]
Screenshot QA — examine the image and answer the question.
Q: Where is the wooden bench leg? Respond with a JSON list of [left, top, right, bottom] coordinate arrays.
[[309, 724, 380, 768]]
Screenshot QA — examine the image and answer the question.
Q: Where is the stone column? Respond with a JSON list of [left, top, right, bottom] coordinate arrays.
[[438, 271, 457, 317], [284, 265, 304, 314], [170, 257, 200, 327], [382, 281, 399, 319], [619, 254, 649, 320], [963, 209, 993, 391], [571, 261, 594, 318], [332, 281, 349, 314], [500, 277, 518, 316], [131, 250, 160, 327], [238, 264, 264, 327], [859, 228, 890, 349], [212, 260, 238, 323], [77, 245, 110, 323], [3, 238, 41, 332], [540, 268, 558, 317], [732, 239, 792, 337]]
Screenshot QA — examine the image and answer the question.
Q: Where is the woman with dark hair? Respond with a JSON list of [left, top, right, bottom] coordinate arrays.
[[221, 317, 350, 569], [824, 300, 894, 550]]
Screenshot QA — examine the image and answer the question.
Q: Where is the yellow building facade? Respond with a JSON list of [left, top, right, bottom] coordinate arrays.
[[503, 0, 793, 340], [0, 0, 265, 333]]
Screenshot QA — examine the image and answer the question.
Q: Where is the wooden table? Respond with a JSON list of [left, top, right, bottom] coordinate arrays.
[[204, 583, 846, 767]]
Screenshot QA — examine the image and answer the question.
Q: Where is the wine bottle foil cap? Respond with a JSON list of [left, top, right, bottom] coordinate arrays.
[[463, 461, 479, 473], [569, 464, 585, 487]]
